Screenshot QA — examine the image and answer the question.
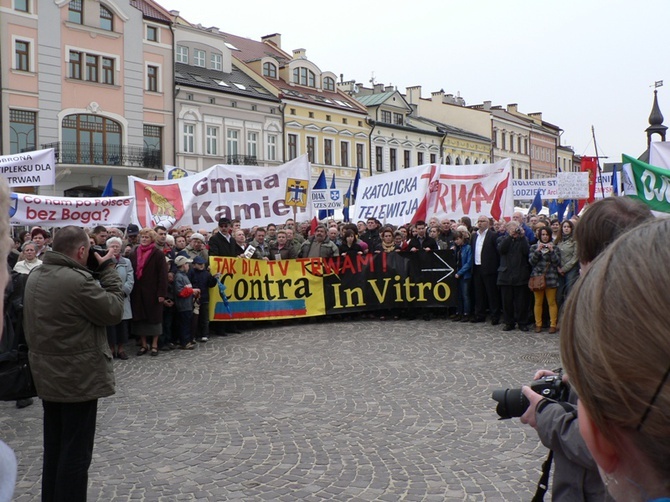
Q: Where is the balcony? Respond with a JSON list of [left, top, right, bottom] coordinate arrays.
[[43, 142, 162, 170], [226, 155, 258, 166]]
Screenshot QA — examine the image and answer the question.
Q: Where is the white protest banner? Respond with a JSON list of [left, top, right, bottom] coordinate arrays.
[[649, 142, 670, 169], [9, 193, 134, 227], [0, 148, 55, 187], [354, 158, 514, 225], [557, 172, 589, 199], [311, 189, 343, 210], [594, 172, 620, 199], [129, 155, 312, 229], [511, 178, 558, 200], [354, 164, 429, 225]]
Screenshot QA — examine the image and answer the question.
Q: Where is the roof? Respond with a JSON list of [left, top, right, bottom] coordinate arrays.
[[219, 31, 367, 115], [130, 0, 172, 23], [175, 62, 280, 103], [412, 116, 490, 144], [355, 92, 397, 107]]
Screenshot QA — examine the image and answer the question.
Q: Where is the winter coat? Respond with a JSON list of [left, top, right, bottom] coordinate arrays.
[[535, 390, 609, 501], [299, 237, 339, 258], [339, 241, 364, 257], [24, 251, 124, 402], [188, 267, 217, 304], [208, 231, 235, 257], [114, 256, 134, 320], [129, 245, 168, 324], [455, 243, 473, 279], [529, 242, 561, 289], [174, 270, 194, 313], [497, 234, 531, 286], [557, 235, 578, 274], [268, 242, 298, 260]]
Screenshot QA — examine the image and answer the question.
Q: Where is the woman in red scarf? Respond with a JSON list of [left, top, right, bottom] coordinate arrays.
[[129, 228, 168, 356]]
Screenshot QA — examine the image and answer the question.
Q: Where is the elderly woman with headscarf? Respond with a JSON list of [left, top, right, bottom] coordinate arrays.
[[129, 228, 167, 356]]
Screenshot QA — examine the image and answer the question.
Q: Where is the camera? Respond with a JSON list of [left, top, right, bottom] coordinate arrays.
[[86, 245, 106, 270], [491, 373, 569, 419]]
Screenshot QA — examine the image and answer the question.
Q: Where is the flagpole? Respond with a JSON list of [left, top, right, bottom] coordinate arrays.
[[591, 125, 606, 199]]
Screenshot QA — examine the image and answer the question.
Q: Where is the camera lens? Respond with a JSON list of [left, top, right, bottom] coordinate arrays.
[[491, 388, 530, 419]]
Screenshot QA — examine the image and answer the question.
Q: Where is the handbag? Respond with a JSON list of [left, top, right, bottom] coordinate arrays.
[[0, 344, 38, 401], [528, 261, 551, 292]]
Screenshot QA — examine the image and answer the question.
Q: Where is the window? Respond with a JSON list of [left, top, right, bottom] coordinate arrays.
[[62, 114, 122, 164], [390, 148, 397, 172], [375, 146, 383, 172], [226, 129, 239, 156], [324, 139, 333, 165], [308, 112, 314, 119], [417, 152, 424, 165], [394, 113, 403, 125], [183, 124, 194, 153], [15, 0, 29, 12], [231, 101, 237, 108], [193, 49, 205, 67], [206, 126, 218, 156], [210, 53, 222, 71], [263, 62, 277, 78], [307, 137, 315, 163], [323, 76, 335, 91], [381, 110, 391, 123], [147, 25, 158, 42], [247, 132, 258, 157], [267, 135, 277, 161], [251, 105, 257, 111], [69, 51, 82, 79], [501, 133, 506, 150], [341, 142, 349, 167], [86, 55, 98, 82], [326, 115, 331, 122], [430, 154, 436, 164], [510, 134, 514, 153], [15, 41, 29, 71], [290, 108, 296, 115], [342, 118, 348, 125], [9, 109, 36, 154], [143, 124, 162, 165], [356, 144, 364, 169], [102, 57, 114, 84], [100, 5, 113, 31], [176, 45, 188, 64], [209, 98, 216, 104], [68, 0, 82, 24], [293, 67, 315, 87], [147, 65, 158, 92], [288, 134, 297, 160], [404, 150, 411, 168]]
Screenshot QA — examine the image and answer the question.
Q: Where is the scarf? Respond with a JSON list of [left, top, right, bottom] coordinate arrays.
[[382, 241, 396, 253], [135, 243, 154, 280]]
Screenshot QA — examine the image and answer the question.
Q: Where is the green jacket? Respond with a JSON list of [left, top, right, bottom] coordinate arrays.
[[24, 251, 124, 403]]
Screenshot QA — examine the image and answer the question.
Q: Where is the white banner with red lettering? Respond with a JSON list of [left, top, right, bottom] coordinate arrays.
[[354, 158, 513, 225], [0, 148, 56, 187], [9, 193, 134, 227], [129, 155, 312, 230]]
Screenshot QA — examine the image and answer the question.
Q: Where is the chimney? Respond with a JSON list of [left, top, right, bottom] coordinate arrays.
[[384, 85, 394, 92], [292, 48, 306, 59], [261, 33, 281, 48], [169, 10, 179, 16], [431, 89, 445, 102], [406, 85, 421, 104], [507, 103, 518, 113], [483, 100, 492, 110], [445, 93, 454, 104], [208, 26, 219, 33], [373, 83, 384, 93], [529, 112, 543, 123]]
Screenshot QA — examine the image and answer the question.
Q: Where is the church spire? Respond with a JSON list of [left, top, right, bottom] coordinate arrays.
[[646, 89, 667, 146]]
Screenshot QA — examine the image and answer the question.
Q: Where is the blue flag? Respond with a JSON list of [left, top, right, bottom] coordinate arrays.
[[101, 177, 114, 197], [352, 167, 361, 205], [313, 170, 328, 221], [216, 277, 232, 318], [557, 199, 570, 222], [328, 174, 336, 218], [566, 200, 576, 220], [612, 164, 619, 196], [343, 181, 353, 222], [528, 190, 542, 216], [548, 199, 558, 216]]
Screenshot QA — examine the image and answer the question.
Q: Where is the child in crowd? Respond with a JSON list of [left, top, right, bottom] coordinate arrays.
[[174, 255, 199, 350], [188, 256, 217, 342]]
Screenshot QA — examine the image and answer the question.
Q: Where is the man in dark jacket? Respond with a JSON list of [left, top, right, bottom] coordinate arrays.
[[208, 217, 235, 258], [470, 215, 501, 324], [407, 220, 438, 251], [24, 226, 124, 502], [496, 221, 531, 331]]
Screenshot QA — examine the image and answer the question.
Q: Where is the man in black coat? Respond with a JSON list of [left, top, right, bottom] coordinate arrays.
[[470, 215, 500, 324], [208, 217, 235, 258], [407, 220, 438, 251], [496, 221, 531, 331]]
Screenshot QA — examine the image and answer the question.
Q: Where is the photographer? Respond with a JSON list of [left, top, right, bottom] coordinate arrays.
[[496, 221, 531, 331], [529, 227, 560, 333], [519, 197, 653, 501]]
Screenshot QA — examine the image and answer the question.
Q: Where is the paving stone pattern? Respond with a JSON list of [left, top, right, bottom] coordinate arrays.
[[2, 318, 562, 501]]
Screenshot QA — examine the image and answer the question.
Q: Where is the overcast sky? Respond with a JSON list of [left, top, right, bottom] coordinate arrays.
[[160, 0, 669, 164]]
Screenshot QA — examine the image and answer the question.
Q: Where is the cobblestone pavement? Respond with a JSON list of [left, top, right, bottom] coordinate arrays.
[[2, 317, 562, 501]]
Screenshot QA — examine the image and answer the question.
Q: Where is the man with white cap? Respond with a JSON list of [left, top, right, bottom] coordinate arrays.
[[185, 232, 209, 264]]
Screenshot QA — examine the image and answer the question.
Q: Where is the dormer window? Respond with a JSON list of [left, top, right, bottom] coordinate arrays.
[[100, 5, 113, 31], [263, 62, 277, 79], [193, 49, 205, 67], [323, 77, 335, 92], [293, 67, 315, 88]]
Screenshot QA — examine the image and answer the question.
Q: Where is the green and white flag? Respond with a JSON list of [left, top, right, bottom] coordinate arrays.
[[621, 154, 670, 213]]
